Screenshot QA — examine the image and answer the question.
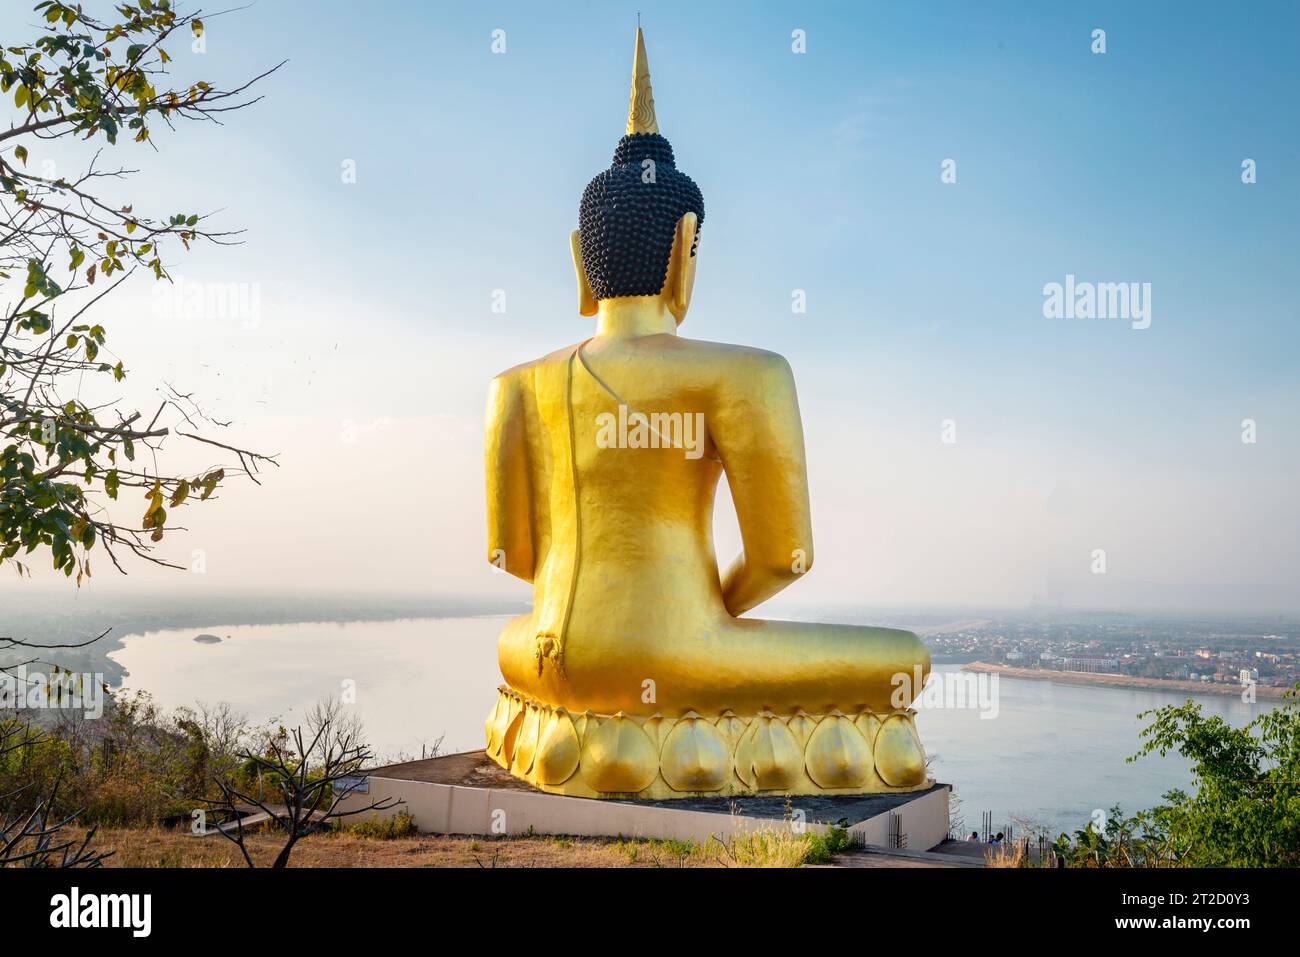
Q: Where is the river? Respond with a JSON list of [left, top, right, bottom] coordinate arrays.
[[107, 615, 1259, 836]]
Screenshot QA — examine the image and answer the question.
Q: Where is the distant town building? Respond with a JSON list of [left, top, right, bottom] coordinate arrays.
[[1059, 655, 1121, 674]]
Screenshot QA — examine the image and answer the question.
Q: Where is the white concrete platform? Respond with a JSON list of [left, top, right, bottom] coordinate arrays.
[[335, 750, 951, 850]]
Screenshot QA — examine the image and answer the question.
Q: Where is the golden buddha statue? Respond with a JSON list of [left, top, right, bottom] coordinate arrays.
[[483, 29, 930, 799]]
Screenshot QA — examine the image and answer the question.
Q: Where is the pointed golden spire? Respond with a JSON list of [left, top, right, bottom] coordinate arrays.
[[626, 27, 659, 135]]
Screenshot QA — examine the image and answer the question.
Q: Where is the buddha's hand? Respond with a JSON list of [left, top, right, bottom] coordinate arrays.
[[534, 631, 565, 679]]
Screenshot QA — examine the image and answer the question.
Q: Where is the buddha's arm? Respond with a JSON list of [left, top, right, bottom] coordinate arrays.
[[485, 371, 535, 582], [712, 352, 815, 616]]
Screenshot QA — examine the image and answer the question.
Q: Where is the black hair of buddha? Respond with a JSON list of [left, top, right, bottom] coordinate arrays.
[[578, 132, 705, 300]]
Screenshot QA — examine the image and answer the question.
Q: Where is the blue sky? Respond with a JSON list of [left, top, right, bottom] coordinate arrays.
[[4, 1, 1296, 610]]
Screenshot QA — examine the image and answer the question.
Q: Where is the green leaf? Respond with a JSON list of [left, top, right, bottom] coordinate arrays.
[[169, 479, 190, 507]]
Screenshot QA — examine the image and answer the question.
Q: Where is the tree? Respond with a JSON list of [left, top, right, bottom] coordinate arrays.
[[1127, 686, 1300, 867], [203, 700, 400, 868], [1043, 687, 1300, 868], [1, 0, 281, 583], [0, 719, 110, 866], [1049, 803, 1173, 869], [1, 0, 279, 866]]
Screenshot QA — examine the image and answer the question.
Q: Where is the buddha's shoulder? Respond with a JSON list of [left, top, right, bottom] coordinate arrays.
[[661, 337, 796, 388], [669, 336, 791, 366], [490, 337, 793, 388], [489, 344, 582, 387]]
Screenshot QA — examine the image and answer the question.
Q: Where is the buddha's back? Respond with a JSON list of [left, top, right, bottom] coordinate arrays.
[[524, 335, 782, 642]]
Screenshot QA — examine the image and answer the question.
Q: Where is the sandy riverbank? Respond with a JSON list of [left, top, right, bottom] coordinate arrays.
[[960, 661, 1288, 700]]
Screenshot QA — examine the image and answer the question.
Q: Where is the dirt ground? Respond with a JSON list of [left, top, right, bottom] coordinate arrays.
[[91, 826, 721, 868]]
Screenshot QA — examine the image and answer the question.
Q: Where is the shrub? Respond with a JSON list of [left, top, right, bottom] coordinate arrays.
[[802, 825, 853, 865]]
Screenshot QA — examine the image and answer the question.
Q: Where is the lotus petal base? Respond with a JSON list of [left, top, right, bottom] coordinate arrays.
[[484, 687, 931, 800]]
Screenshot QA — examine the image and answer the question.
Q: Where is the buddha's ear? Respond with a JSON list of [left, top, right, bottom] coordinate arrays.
[[570, 229, 597, 317], [666, 211, 698, 324]]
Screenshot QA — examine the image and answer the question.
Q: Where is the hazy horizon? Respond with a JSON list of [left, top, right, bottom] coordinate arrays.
[[5, 582, 1297, 621]]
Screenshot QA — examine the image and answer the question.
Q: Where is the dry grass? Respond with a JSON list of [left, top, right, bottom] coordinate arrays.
[[984, 841, 1027, 868], [705, 828, 811, 868], [86, 824, 827, 868]]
